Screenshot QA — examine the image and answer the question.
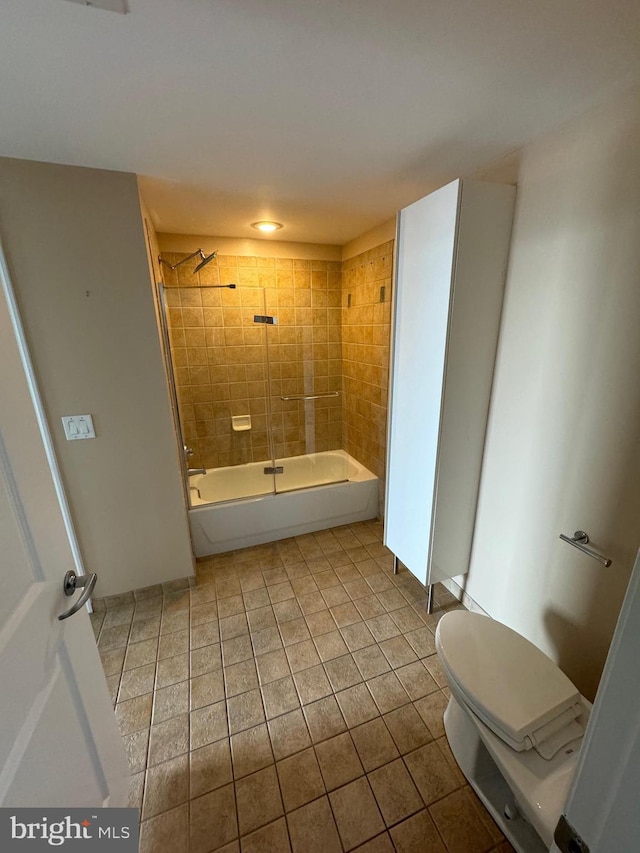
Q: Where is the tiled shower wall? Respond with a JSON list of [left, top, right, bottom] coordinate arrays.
[[161, 255, 343, 470], [341, 241, 393, 491]]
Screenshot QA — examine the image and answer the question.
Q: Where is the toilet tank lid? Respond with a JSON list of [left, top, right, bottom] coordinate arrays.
[[436, 611, 581, 749]]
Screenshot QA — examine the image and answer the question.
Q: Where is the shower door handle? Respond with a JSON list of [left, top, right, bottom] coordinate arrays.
[[58, 571, 98, 621]]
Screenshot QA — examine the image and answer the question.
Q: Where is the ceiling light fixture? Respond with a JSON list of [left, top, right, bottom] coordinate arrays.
[[251, 221, 283, 233]]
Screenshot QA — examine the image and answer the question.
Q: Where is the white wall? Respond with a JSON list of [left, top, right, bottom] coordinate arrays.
[[0, 157, 194, 597], [461, 90, 640, 700]]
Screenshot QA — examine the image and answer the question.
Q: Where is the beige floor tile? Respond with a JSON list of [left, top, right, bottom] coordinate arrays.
[[367, 758, 423, 827], [269, 581, 295, 603], [355, 596, 386, 621], [223, 635, 254, 666], [305, 609, 337, 637], [323, 586, 351, 608], [128, 770, 144, 810], [262, 675, 301, 719], [190, 601, 219, 626], [158, 629, 190, 660], [367, 672, 410, 714], [343, 579, 372, 600], [264, 567, 288, 586], [389, 606, 424, 634], [378, 636, 418, 669], [140, 803, 189, 853], [129, 615, 161, 643], [353, 833, 395, 852], [293, 664, 333, 705], [148, 713, 189, 766], [248, 605, 278, 633], [279, 617, 311, 646], [190, 784, 238, 853], [153, 681, 189, 724], [268, 709, 312, 760], [435, 737, 467, 788], [243, 587, 270, 611], [191, 700, 228, 749], [191, 669, 225, 709], [276, 746, 326, 811], [353, 645, 391, 680], [124, 639, 158, 671], [118, 664, 155, 702], [325, 654, 363, 692], [231, 723, 274, 779], [99, 647, 126, 677], [273, 599, 304, 623], [160, 610, 189, 636], [394, 661, 439, 701], [228, 688, 266, 734], [366, 614, 401, 643], [218, 593, 245, 617], [429, 787, 495, 853], [123, 727, 149, 774], [314, 731, 364, 791], [377, 589, 408, 612], [286, 796, 342, 853], [156, 652, 189, 688], [330, 776, 385, 850], [350, 718, 399, 772], [405, 627, 437, 659], [404, 741, 462, 806], [235, 765, 284, 836], [116, 693, 153, 736], [225, 659, 259, 697], [424, 654, 448, 686], [252, 626, 283, 656], [290, 575, 318, 595], [341, 622, 376, 652], [285, 639, 322, 673], [313, 630, 349, 662], [192, 621, 222, 650], [383, 704, 432, 754], [241, 817, 291, 853], [414, 691, 448, 739], [298, 592, 327, 615], [143, 753, 189, 820], [98, 624, 130, 652], [102, 605, 134, 630], [190, 738, 233, 798], [304, 695, 347, 743], [256, 649, 290, 685], [189, 643, 222, 677], [389, 809, 446, 853], [336, 683, 380, 728], [220, 614, 249, 641]]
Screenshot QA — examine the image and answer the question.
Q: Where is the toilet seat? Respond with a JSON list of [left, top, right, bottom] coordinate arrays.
[[436, 611, 583, 757]]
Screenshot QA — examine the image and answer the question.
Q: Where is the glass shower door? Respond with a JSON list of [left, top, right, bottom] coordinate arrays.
[[162, 283, 276, 506], [265, 270, 348, 494]]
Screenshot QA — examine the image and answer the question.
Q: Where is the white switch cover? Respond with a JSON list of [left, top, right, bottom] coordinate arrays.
[[62, 414, 96, 440]]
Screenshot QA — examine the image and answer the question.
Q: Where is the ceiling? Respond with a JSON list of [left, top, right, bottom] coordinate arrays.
[[1, 0, 640, 245]]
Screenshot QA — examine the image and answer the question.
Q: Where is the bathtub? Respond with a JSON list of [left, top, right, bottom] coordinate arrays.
[[188, 449, 379, 556]]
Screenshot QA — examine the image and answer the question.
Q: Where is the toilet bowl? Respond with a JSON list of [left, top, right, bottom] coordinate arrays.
[[435, 611, 591, 852]]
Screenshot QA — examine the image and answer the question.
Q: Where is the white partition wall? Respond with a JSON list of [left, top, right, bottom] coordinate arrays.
[[385, 179, 515, 591]]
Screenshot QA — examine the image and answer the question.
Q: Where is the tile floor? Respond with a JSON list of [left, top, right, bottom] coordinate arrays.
[[92, 520, 515, 853]]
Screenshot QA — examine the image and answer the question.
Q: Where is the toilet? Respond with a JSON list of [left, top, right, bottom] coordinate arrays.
[[435, 610, 591, 852]]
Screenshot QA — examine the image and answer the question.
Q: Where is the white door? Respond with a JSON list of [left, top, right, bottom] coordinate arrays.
[[0, 251, 129, 806], [550, 546, 640, 853]]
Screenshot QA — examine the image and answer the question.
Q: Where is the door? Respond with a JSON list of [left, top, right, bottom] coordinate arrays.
[[0, 250, 129, 806], [551, 546, 640, 852]]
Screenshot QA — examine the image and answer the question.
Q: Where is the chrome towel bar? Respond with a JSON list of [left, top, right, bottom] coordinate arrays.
[[559, 530, 612, 567], [280, 391, 341, 401]]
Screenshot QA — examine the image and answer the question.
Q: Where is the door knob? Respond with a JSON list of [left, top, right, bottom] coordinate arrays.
[[58, 570, 98, 621]]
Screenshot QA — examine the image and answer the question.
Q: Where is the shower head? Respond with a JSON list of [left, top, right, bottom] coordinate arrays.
[[193, 251, 218, 274]]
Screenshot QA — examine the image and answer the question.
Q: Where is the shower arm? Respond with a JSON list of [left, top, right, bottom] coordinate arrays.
[[158, 249, 218, 273]]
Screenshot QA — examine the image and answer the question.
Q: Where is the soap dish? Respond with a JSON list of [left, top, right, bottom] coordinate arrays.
[[231, 415, 252, 432]]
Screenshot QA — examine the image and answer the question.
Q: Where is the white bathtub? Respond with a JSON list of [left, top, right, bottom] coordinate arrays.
[[188, 450, 378, 556]]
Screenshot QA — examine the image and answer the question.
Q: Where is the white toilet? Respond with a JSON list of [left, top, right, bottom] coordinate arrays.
[[435, 610, 591, 852]]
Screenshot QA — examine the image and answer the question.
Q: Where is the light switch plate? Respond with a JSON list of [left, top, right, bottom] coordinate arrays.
[[62, 414, 96, 440]]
